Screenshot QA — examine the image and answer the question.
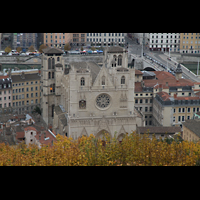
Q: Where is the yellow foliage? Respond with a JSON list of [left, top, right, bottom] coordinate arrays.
[[0, 132, 200, 166]]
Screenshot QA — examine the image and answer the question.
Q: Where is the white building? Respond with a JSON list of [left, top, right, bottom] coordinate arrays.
[[148, 33, 180, 52], [86, 33, 126, 47]]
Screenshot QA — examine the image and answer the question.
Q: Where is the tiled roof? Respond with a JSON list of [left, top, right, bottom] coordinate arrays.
[[42, 47, 63, 54], [137, 126, 181, 134], [135, 70, 143, 75], [107, 46, 124, 53], [35, 130, 56, 146], [156, 91, 171, 101], [11, 73, 40, 82], [135, 82, 143, 92], [183, 119, 200, 137], [153, 71, 175, 80]]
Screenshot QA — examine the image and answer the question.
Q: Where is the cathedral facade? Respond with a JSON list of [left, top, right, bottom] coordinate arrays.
[[41, 46, 143, 140]]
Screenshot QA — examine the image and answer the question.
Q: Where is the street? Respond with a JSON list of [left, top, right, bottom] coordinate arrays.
[[125, 36, 200, 82]]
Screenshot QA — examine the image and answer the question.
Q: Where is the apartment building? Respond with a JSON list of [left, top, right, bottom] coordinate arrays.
[[12, 33, 37, 51], [69, 33, 86, 46], [180, 33, 200, 54], [149, 33, 180, 52], [11, 69, 41, 114], [0, 75, 12, 114], [86, 33, 126, 47], [43, 33, 71, 48]]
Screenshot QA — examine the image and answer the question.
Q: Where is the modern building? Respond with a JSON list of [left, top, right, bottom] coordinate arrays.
[[12, 33, 38, 51], [0, 75, 12, 114], [86, 33, 126, 47], [11, 69, 41, 114], [180, 33, 200, 54]]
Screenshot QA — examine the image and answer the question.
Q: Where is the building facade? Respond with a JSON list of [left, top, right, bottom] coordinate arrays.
[[41, 46, 144, 140], [0, 75, 12, 114], [12, 33, 37, 51], [11, 69, 41, 114], [180, 33, 200, 54], [86, 33, 126, 47], [148, 33, 180, 52]]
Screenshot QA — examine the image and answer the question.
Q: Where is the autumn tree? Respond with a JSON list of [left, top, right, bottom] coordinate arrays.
[[39, 44, 48, 53], [16, 47, 22, 53], [91, 46, 96, 51], [64, 43, 71, 51], [28, 45, 35, 52], [4, 46, 11, 53]]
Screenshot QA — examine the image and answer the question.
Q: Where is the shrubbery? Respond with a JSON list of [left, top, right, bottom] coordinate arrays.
[[0, 131, 200, 166]]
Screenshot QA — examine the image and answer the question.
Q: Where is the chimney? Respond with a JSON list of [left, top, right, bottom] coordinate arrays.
[[174, 94, 177, 98], [159, 84, 162, 92], [166, 82, 168, 87]]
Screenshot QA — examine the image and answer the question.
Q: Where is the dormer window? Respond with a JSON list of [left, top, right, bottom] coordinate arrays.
[[80, 77, 85, 86]]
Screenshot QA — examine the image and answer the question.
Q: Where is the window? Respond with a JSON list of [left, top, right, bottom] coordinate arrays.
[[150, 107, 152, 112], [182, 116, 185, 122], [48, 58, 51, 69], [145, 99, 148, 103], [57, 57, 60, 61], [52, 58, 55, 69], [121, 76, 125, 84], [52, 72, 54, 79], [80, 77, 85, 86], [49, 72, 51, 79], [145, 107, 148, 112], [135, 99, 138, 103], [140, 99, 142, 103], [182, 108, 185, 113], [187, 108, 190, 113], [118, 55, 122, 65], [174, 108, 176, 113], [102, 76, 105, 85], [179, 108, 181, 112], [31, 87, 33, 91], [178, 116, 181, 121]]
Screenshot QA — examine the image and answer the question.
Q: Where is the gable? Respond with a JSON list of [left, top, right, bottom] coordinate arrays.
[[91, 66, 115, 89]]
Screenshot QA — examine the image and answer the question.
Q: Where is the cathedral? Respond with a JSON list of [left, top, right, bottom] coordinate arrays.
[[40, 46, 144, 140]]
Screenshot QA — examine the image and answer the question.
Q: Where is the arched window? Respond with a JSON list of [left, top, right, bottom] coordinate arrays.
[[79, 100, 86, 109], [102, 76, 105, 85], [80, 77, 85, 86], [118, 55, 122, 65], [48, 58, 51, 69], [52, 58, 55, 69], [52, 104, 54, 117], [57, 57, 60, 61], [50, 84, 55, 93], [113, 55, 117, 61], [121, 76, 125, 84], [52, 72, 54, 79], [49, 72, 51, 79]]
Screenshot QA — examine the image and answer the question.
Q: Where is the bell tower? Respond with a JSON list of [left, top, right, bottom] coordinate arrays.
[[41, 47, 64, 125]]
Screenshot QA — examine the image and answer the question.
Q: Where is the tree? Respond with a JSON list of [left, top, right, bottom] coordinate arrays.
[[91, 46, 96, 51], [39, 44, 48, 53], [81, 46, 83, 51], [28, 45, 35, 52], [32, 106, 42, 115], [64, 43, 71, 51], [5, 46, 11, 53], [16, 47, 22, 53]]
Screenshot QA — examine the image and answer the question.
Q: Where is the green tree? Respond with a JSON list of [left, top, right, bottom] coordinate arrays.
[[32, 106, 42, 115], [39, 44, 48, 53], [5, 46, 12, 53], [64, 43, 71, 51], [91, 46, 96, 51]]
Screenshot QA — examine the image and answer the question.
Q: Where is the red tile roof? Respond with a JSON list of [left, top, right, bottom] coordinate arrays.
[[135, 70, 143, 75], [153, 71, 175, 80], [156, 91, 171, 101], [135, 82, 143, 92], [16, 131, 25, 139], [35, 130, 56, 147], [0, 75, 9, 79]]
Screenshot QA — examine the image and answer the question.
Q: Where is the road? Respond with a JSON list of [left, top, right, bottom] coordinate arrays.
[[125, 36, 200, 82]]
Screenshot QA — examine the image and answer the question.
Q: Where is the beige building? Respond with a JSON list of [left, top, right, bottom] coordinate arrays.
[[11, 69, 41, 114], [180, 33, 200, 54], [182, 119, 200, 142], [43, 33, 86, 48], [40, 46, 144, 140]]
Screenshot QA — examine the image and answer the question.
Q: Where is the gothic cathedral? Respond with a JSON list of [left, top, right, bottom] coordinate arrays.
[[41, 46, 143, 140]]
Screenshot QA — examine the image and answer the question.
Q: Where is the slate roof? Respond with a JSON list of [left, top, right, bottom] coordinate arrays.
[[70, 61, 101, 85], [42, 47, 63, 54], [137, 126, 181, 134], [107, 46, 125, 53], [175, 63, 182, 73], [11, 73, 40, 82], [182, 119, 200, 137]]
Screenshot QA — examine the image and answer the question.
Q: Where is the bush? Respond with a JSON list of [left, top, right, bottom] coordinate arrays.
[[0, 131, 200, 166]]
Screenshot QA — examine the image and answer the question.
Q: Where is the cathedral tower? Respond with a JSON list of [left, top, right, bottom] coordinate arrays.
[[41, 47, 64, 125]]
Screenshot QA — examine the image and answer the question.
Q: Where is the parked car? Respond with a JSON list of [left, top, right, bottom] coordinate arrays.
[[97, 50, 103, 53]]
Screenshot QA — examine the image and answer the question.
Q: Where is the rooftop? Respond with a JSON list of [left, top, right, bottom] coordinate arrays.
[[42, 47, 63, 54], [183, 119, 200, 137], [11, 73, 40, 82], [107, 46, 125, 53], [137, 126, 181, 134]]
